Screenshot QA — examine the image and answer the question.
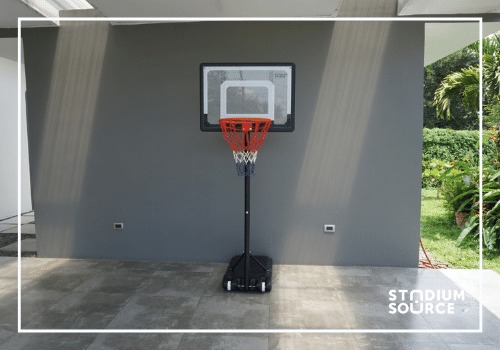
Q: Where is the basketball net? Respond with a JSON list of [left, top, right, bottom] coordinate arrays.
[[219, 118, 272, 176]]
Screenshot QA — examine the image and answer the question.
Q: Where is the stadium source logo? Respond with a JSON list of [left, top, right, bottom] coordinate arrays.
[[388, 289, 465, 315]]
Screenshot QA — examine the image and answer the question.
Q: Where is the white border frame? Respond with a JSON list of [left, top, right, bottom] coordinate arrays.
[[17, 16, 483, 334], [202, 65, 292, 119]]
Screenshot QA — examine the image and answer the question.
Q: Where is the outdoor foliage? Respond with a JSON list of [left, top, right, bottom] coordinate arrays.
[[420, 188, 499, 273], [421, 128, 498, 188], [422, 128, 481, 163], [440, 161, 478, 215], [423, 33, 500, 256], [440, 156, 500, 250], [443, 167, 500, 250], [435, 122, 500, 250], [424, 47, 478, 130], [422, 159, 451, 189], [433, 34, 500, 129], [434, 67, 479, 121]]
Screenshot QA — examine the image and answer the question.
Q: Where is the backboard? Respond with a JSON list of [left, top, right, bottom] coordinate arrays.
[[200, 63, 295, 132]]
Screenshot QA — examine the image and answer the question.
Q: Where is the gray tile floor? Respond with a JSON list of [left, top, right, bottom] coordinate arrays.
[[0, 212, 37, 257], [0, 257, 498, 349]]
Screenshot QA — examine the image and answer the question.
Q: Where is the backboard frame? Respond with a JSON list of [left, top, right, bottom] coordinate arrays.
[[200, 63, 295, 132]]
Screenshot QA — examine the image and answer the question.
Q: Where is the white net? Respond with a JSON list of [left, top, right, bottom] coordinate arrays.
[[233, 151, 258, 176], [233, 150, 258, 164]]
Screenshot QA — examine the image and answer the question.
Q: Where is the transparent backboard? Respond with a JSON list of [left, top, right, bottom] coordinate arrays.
[[200, 63, 295, 132]]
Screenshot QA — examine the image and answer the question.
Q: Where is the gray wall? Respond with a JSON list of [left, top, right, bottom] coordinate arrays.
[[23, 21, 424, 266]]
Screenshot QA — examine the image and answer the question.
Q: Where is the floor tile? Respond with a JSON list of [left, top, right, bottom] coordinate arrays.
[[0, 224, 16, 233], [178, 334, 268, 350], [0, 258, 498, 348], [0, 216, 34, 225], [87, 333, 183, 350], [24, 292, 132, 329], [24, 271, 95, 293], [0, 258, 17, 278], [21, 258, 67, 280], [152, 261, 225, 274], [189, 294, 270, 329], [0, 288, 17, 332], [336, 284, 393, 304], [270, 333, 358, 350], [138, 271, 221, 297], [20, 289, 70, 327], [270, 298, 348, 329], [73, 269, 152, 294], [0, 330, 14, 345], [0, 334, 96, 350], [342, 301, 431, 329], [420, 303, 480, 330], [1, 223, 36, 234], [438, 319, 500, 346], [22, 223, 36, 234], [28, 258, 114, 275], [270, 286, 341, 302], [448, 345, 500, 350], [272, 269, 338, 289], [0, 279, 16, 292], [0, 238, 37, 253], [107, 260, 157, 271], [106, 295, 199, 329], [354, 333, 446, 349]]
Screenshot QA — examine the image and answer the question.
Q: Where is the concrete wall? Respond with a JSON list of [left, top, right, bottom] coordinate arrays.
[[0, 39, 32, 219], [23, 21, 424, 266]]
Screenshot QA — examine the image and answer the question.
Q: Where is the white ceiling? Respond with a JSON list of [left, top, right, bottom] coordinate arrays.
[[0, 0, 54, 27], [0, 38, 23, 62], [398, 0, 500, 15], [398, 0, 500, 65], [425, 22, 500, 66], [88, 0, 341, 18]]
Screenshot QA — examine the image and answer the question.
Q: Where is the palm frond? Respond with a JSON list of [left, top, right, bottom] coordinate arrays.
[[434, 67, 479, 119]]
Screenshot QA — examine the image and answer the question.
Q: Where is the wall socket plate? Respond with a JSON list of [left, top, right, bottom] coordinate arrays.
[[324, 224, 335, 233], [113, 222, 124, 230]]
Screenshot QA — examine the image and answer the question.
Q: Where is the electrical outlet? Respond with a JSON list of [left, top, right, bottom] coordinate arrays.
[[113, 222, 124, 230], [324, 224, 335, 233]]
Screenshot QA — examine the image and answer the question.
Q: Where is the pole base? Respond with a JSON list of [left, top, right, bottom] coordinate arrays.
[[222, 254, 272, 292]]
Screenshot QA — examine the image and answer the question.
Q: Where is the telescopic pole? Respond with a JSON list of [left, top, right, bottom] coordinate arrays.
[[244, 149, 250, 291]]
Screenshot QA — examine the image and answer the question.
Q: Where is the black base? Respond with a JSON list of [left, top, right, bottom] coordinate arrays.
[[223, 255, 272, 292]]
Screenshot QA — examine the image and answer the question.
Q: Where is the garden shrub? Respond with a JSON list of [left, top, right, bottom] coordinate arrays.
[[436, 127, 500, 250], [422, 128, 497, 164], [422, 128, 498, 188]]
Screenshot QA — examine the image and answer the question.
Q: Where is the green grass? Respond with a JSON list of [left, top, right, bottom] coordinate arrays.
[[420, 188, 500, 273]]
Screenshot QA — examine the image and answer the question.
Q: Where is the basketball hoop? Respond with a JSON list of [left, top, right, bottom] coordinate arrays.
[[219, 118, 272, 176]]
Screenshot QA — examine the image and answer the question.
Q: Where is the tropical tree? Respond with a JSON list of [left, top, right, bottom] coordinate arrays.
[[424, 48, 478, 130], [433, 34, 500, 126], [434, 67, 479, 119], [434, 34, 500, 250]]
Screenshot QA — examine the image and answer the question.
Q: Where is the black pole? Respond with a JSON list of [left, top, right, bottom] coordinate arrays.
[[244, 163, 250, 291]]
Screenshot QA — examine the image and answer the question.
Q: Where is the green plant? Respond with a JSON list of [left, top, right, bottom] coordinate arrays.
[[484, 128, 500, 165], [421, 128, 498, 189], [433, 34, 500, 125], [424, 46, 478, 130], [434, 67, 479, 119], [422, 159, 452, 189], [422, 128, 497, 164], [441, 161, 478, 215], [420, 188, 500, 273], [458, 168, 500, 250]]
